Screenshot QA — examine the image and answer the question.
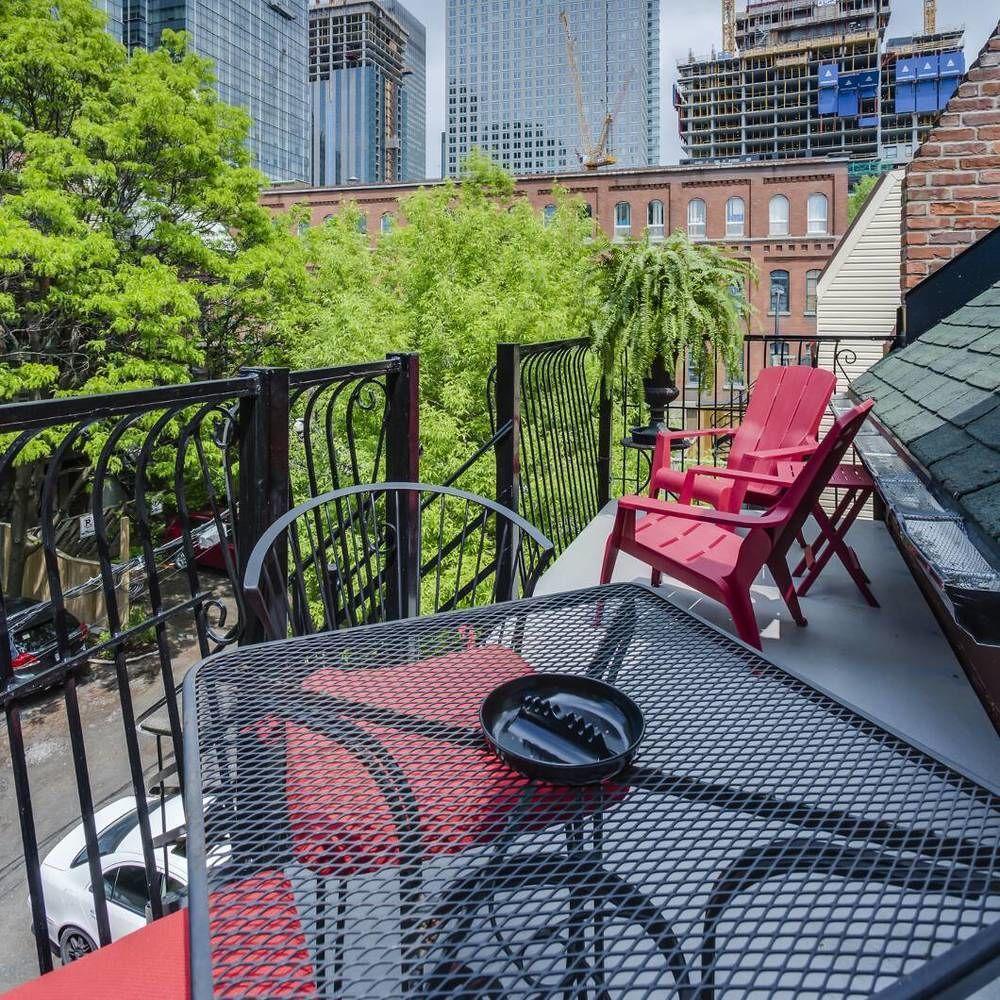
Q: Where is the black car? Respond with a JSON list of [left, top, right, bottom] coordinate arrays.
[[6, 597, 90, 683]]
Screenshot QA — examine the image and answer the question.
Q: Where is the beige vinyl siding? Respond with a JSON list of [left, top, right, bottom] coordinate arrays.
[[816, 168, 903, 396], [815, 169, 903, 518]]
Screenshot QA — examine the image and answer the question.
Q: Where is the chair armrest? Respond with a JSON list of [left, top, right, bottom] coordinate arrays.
[[677, 464, 795, 504], [617, 493, 772, 529], [651, 428, 736, 493], [743, 442, 819, 462], [658, 427, 736, 441]]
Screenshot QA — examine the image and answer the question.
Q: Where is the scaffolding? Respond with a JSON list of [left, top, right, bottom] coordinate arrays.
[[675, 0, 963, 171]]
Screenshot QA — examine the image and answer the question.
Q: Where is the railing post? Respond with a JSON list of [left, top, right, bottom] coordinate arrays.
[[386, 353, 420, 619], [495, 344, 521, 598], [598, 372, 612, 508], [238, 367, 290, 646]]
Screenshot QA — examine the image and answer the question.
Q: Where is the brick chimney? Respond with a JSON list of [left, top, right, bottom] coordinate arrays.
[[902, 20, 1000, 289]]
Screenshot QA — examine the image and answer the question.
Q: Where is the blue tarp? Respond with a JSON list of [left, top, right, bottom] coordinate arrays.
[[939, 51, 965, 77], [916, 55, 939, 79], [938, 76, 960, 105], [916, 78, 938, 112], [818, 62, 839, 88], [858, 114, 879, 127], [896, 82, 916, 113], [895, 57, 916, 83], [858, 70, 879, 97], [838, 89, 859, 117], [819, 87, 837, 115]]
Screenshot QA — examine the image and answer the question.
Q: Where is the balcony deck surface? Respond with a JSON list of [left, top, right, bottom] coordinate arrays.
[[536, 502, 1000, 788]]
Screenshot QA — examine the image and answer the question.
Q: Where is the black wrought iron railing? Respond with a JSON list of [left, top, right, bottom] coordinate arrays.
[[0, 357, 411, 975], [0, 327, 893, 982], [489, 332, 893, 557]]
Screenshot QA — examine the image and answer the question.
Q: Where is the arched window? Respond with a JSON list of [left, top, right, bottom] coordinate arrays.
[[295, 220, 309, 236], [647, 199, 665, 240], [614, 201, 632, 240], [356, 212, 368, 235], [725, 197, 745, 238], [380, 212, 393, 234], [768, 195, 789, 236], [769, 269, 790, 314], [687, 198, 707, 239], [807, 193, 829, 234], [543, 203, 557, 224], [805, 269, 821, 315]]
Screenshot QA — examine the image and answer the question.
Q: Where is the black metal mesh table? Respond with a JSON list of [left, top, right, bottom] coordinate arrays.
[[182, 583, 1000, 999]]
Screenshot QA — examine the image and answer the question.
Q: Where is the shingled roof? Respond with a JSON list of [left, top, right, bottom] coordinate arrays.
[[853, 280, 1000, 550]]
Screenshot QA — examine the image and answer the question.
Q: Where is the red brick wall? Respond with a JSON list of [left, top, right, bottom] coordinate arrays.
[[262, 158, 848, 340], [902, 20, 1000, 289]]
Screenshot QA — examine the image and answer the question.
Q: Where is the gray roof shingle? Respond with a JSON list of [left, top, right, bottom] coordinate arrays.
[[852, 279, 1000, 549]]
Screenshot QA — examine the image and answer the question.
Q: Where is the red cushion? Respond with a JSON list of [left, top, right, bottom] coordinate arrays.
[[2, 911, 189, 1000], [4, 872, 315, 1000]]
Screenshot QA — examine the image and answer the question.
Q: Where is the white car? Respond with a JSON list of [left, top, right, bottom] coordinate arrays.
[[38, 795, 188, 964]]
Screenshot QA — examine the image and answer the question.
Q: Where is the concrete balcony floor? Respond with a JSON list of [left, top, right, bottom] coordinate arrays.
[[536, 502, 1000, 788]]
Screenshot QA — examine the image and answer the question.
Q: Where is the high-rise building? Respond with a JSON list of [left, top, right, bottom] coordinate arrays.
[[117, 0, 309, 183], [445, 0, 660, 177], [383, 0, 427, 180], [95, 0, 124, 41], [309, 0, 426, 186], [675, 0, 963, 179]]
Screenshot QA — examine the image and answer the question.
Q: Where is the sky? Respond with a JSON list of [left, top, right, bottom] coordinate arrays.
[[401, 0, 999, 178]]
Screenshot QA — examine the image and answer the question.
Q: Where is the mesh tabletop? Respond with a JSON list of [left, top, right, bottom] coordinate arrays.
[[182, 583, 1000, 999]]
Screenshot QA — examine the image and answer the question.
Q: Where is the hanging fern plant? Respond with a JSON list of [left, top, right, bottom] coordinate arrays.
[[592, 231, 757, 395]]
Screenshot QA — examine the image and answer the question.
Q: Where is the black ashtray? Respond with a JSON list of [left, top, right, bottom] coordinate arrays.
[[480, 673, 645, 785]]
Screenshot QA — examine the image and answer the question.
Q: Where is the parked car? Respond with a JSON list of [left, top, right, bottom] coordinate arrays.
[[163, 511, 235, 573], [7, 597, 89, 684], [37, 795, 188, 963]]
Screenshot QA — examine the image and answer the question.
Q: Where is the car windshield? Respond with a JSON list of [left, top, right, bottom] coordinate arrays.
[[70, 799, 159, 867]]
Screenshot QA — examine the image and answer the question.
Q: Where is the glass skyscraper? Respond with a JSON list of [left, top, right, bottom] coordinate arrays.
[[383, 0, 427, 180], [445, 0, 660, 176], [109, 0, 309, 182], [309, 0, 426, 186]]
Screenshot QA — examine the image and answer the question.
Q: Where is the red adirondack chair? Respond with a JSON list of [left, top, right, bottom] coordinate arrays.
[[650, 365, 837, 512], [601, 399, 874, 650]]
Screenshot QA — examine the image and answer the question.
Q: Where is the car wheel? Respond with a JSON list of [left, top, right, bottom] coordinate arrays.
[[58, 926, 96, 963]]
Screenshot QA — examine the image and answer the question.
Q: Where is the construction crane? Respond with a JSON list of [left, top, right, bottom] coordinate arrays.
[[923, 0, 936, 35], [722, 0, 736, 54], [559, 10, 631, 170]]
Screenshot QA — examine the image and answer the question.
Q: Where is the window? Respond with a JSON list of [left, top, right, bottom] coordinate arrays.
[[769, 269, 790, 314], [613, 201, 632, 240], [380, 213, 393, 234], [687, 198, 706, 239], [542, 203, 557, 224], [725, 197, 745, 238], [805, 269, 821, 315], [356, 212, 368, 235], [807, 193, 828, 235], [647, 199, 664, 241], [104, 865, 150, 915], [771, 341, 791, 366], [769, 195, 789, 236]]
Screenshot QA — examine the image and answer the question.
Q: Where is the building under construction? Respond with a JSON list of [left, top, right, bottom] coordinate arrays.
[[675, 0, 964, 178]]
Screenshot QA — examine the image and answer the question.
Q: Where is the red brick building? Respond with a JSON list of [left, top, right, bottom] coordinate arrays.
[[903, 19, 1000, 289], [262, 157, 850, 342]]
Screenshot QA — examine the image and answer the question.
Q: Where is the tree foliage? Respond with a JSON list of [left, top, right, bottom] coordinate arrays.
[[287, 151, 602, 491], [0, 0, 304, 401], [591, 232, 756, 392], [848, 174, 880, 223]]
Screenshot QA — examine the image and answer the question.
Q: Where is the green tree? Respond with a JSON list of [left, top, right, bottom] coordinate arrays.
[[0, 0, 304, 591], [288, 151, 602, 493], [0, 0, 304, 398], [848, 174, 880, 223]]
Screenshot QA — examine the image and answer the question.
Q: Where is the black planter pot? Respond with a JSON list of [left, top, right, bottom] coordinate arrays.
[[629, 353, 683, 447]]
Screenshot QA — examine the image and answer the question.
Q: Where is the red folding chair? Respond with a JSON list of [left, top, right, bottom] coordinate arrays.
[[601, 400, 874, 649], [650, 365, 836, 512]]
